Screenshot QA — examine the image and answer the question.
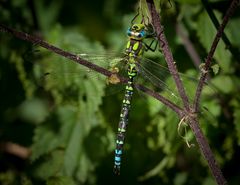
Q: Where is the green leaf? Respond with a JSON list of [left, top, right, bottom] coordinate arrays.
[[21, 175, 32, 185], [18, 98, 49, 124], [10, 51, 36, 98], [202, 176, 216, 185], [31, 106, 77, 161], [63, 118, 83, 176], [33, 26, 106, 108], [34, 1, 63, 31], [211, 64, 220, 75], [0, 171, 15, 185], [46, 176, 75, 185], [33, 149, 65, 179], [31, 125, 62, 161], [30, 25, 111, 182], [197, 11, 216, 51], [233, 108, 240, 145], [175, 0, 200, 3], [197, 11, 231, 73], [227, 17, 240, 47], [211, 75, 234, 94], [174, 172, 187, 185]]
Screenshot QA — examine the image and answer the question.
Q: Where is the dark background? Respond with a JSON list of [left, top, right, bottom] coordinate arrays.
[[0, 0, 240, 184]]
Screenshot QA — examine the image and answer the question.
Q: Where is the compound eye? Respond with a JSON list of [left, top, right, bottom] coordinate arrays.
[[137, 33, 142, 38], [139, 30, 146, 38], [127, 29, 132, 36]]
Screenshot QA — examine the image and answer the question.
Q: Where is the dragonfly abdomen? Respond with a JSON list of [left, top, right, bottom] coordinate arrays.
[[114, 23, 147, 175], [114, 69, 135, 175]]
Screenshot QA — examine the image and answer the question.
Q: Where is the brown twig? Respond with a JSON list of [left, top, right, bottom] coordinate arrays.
[[0, 142, 31, 159], [193, 0, 240, 113]]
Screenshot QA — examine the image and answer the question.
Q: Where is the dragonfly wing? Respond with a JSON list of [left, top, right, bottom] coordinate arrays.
[[136, 56, 214, 106], [33, 52, 130, 98], [135, 57, 181, 103]]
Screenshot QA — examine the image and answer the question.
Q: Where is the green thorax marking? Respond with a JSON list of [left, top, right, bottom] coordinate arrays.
[[125, 23, 147, 64], [126, 40, 144, 61]]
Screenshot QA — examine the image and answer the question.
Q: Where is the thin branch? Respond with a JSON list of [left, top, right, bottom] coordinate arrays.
[[193, 0, 240, 112], [0, 142, 31, 159], [188, 117, 227, 185], [201, 0, 240, 62], [146, 0, 190, 111], [0, 23, 182, 115], [0, 24, 112, 78]]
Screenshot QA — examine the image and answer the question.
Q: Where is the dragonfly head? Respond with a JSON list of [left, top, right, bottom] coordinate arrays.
[[127, 24, 146, 40]]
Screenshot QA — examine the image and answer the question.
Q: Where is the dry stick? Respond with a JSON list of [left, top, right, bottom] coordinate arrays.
[[0, 142, 31, 159], [146, 1, 230, 184], [193, 0, 240, 113], [146, 0, 190, 112], [0, 23, 182, 115]]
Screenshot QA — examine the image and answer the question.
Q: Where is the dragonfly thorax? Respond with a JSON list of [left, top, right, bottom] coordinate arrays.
[[125, 39, 144, 60]]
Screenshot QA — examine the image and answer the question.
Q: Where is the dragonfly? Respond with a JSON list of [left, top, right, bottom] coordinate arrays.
[[29, 16, 206, 176], [77, 24, 188, 175], [33, 26, 201, 176], [112, 23, 157, 175], [75, 23, 168, 175], [77, 24, 205, 175], [110, 23, 192, 175]]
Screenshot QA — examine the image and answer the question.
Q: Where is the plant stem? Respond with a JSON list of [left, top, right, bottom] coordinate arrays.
[[146, 0, 190, 111], [194, 0, 240, 112], [188, 117, 227, 185], [145, 0, 231, 184], [201, 0, 240, 62]]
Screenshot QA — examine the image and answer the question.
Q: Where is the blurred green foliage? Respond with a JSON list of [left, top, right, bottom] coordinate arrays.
[[0, 0, 240, 185]]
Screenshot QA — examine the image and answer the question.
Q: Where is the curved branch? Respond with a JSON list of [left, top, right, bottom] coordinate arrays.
[[0, 142, 31, 159]]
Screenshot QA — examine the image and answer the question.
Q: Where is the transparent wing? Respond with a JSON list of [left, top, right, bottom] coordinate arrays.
[[31, 52, 130, 98], [135, 56, 201, 106], [77, 53, 125, 70], [77, 53, 130, 80], [28, 48, 205, 106]]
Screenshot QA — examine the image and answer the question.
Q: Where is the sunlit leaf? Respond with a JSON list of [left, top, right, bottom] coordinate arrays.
[[197, 11, 231, 73], [233, 108, 240, 145], [211, 75, 234, 94], [46, 176, 75, 185], [211, 64, 220, 75], [33, 149, 64, 179], [18, 98, 49, 124]]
